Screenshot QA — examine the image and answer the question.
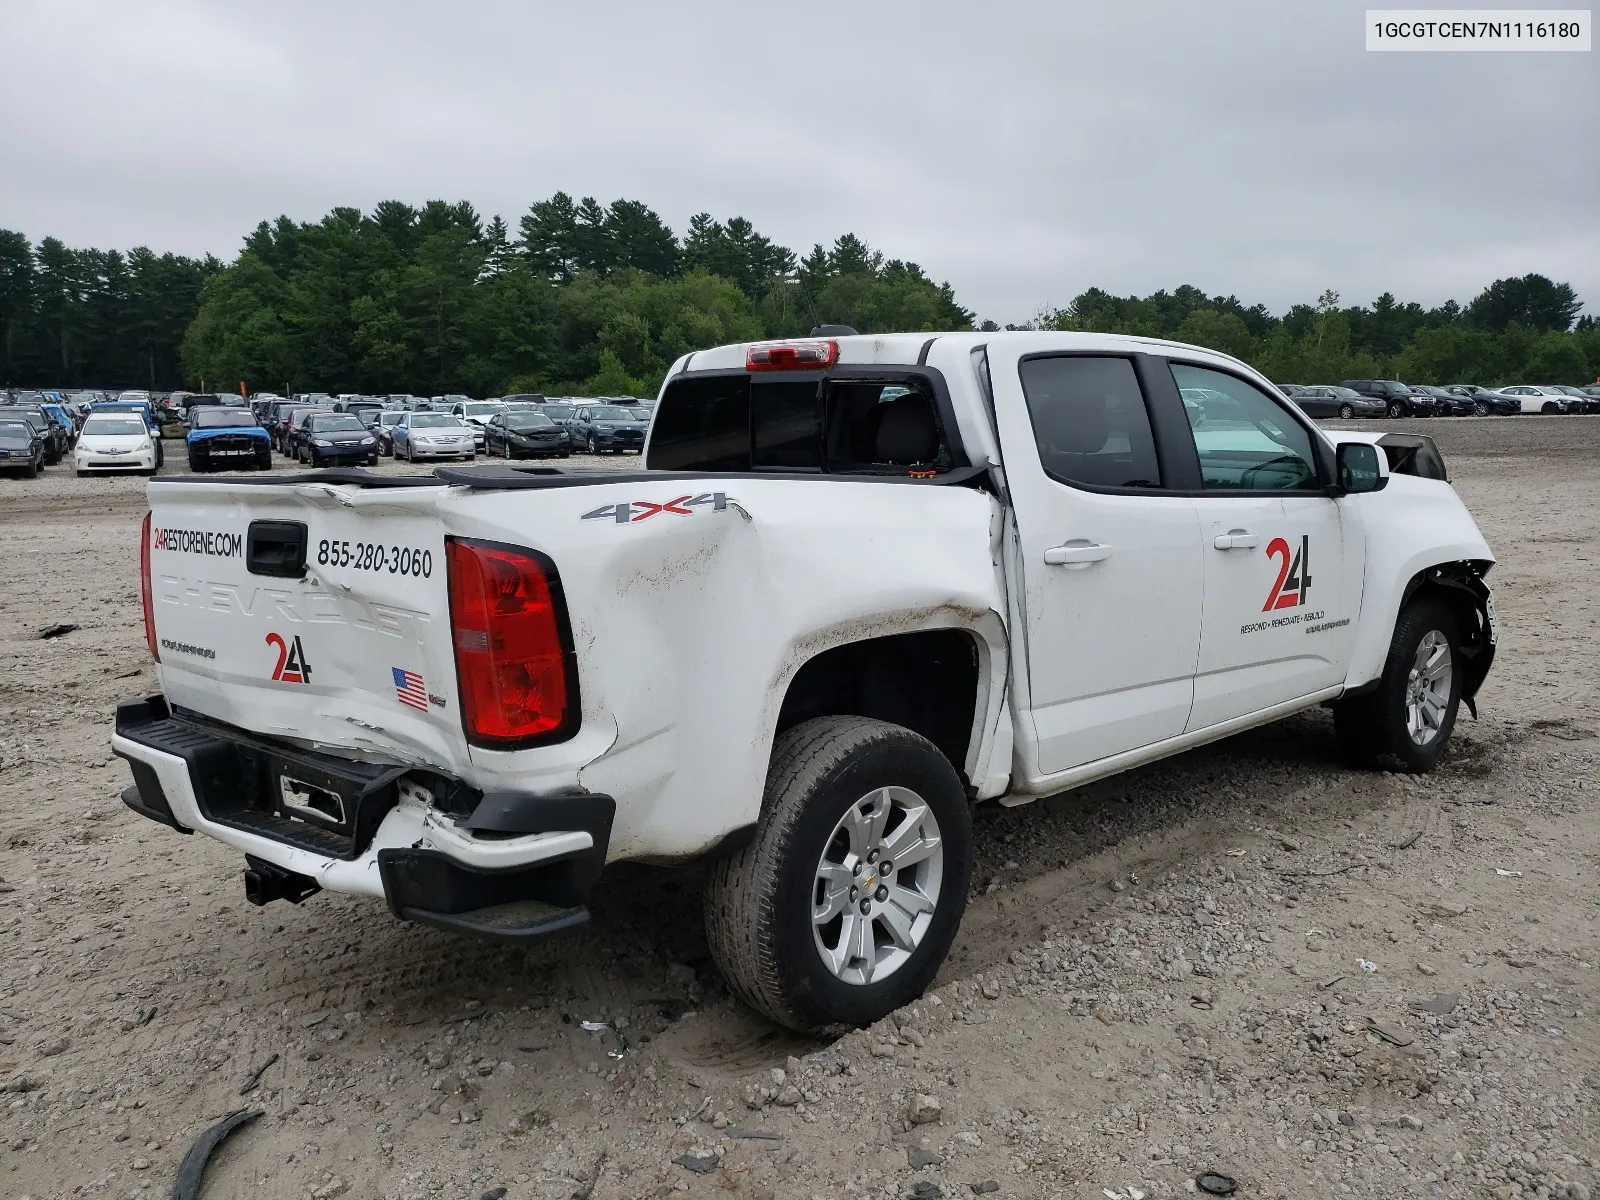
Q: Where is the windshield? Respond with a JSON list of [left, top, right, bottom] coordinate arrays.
[[0, 420, 33, 438], [589, 406, 637, 421], [379, 412, 406, 425], [83, 417, 148, 436], [410, 414, 461, 428], [193, 408, 256, 428], [539, 405, 570, 418], [506, 413, 555, 429], [463, 402, 504, 416], [311, 415, 367, 432]]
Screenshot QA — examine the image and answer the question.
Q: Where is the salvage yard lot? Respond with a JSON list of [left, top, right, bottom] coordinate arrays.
[[1, 417, 1596, 1200]]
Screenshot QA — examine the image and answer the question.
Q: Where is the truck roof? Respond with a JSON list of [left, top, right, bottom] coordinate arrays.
[[680, 330, 1253, 373]]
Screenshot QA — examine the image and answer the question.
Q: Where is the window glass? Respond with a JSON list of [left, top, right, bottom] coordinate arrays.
[[752, 382, 820, 468], [648, 376, 751, 471], [1017, 357, 1162, 489], [1170, 363, 1320, 491], [822, 381, 947, 470]]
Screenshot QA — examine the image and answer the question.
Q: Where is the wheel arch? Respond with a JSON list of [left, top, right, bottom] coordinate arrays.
[[771, 619, 1010, 801], [1346, 558, 1496, 705]]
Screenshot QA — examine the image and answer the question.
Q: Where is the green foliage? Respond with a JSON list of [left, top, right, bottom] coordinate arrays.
[[2, 202, 1593, 396]]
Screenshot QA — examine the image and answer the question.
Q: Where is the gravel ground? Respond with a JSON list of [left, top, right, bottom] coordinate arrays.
[[1, 417, 1596, 1200]]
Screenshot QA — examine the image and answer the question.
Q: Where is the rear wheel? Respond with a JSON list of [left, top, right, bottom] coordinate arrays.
[[1334, 598, 1461, 774], [705, 716, 973, 1032]]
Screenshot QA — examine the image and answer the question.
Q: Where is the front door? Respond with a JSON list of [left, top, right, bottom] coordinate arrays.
[[987, 344, 1204, 776], [1169, 362, 1364, 731]]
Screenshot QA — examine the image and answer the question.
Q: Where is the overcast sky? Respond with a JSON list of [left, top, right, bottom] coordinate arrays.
[[2, 0, 1595, 325]]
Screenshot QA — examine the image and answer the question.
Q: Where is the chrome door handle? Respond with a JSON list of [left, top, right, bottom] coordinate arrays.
[[1213, 530, 1261, 550], [1044, 541, 1113, 568]]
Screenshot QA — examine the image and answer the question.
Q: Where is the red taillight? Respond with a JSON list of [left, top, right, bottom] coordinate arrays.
[[446, 538, 576, 747], [745, 339, 838, 371], [140, 511, 159, 662]]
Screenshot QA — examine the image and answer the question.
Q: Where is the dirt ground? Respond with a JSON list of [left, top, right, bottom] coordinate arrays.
[[1, 417, 1596, 1200]]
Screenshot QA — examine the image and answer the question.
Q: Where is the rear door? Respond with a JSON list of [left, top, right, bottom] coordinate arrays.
[[1165, 361, 1364, 731], [987, 342, 1204, 776]]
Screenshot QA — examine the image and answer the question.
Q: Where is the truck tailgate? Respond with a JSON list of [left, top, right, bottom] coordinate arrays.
[[146, 478, 469, 770]]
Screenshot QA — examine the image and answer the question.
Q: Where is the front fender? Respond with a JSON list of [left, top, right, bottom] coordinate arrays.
[[1342, 474, 1494, 693]]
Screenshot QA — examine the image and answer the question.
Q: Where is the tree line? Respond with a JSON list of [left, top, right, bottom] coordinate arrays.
[[1, 196, 1593, 396], [1031, 274, 1596, 387]]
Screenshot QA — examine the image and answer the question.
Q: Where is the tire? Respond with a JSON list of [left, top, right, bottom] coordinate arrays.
[[559, 450, 570, 458], [23, 460, 37, 480], [705, 715, 973, 1033], [1475, 401, 1490, 416], [1387, 400, 1405, 419], [1333, 598, 1462, 774], [188, 453, 202, 473], [367, 454, 378, 466], [1541, 402, 1557, 414], [1338, 404, 1355, 420], [257, 455, 272, 471]]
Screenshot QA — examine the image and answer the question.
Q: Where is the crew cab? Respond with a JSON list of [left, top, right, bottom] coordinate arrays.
[[114, 331, 1497, 1033]]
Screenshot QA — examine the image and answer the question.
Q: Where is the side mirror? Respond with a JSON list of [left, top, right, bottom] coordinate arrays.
[[1336, 442, 1386, 494]]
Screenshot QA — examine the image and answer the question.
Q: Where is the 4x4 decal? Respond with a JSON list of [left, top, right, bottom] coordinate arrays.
[[1263, 535, 1312, 611], [582, 492, 736, 524]]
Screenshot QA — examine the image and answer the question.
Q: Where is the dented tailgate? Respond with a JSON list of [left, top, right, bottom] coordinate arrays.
[[145, 478, 471, 772]]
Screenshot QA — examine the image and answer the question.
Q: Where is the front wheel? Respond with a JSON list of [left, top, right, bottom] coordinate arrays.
[[705, 716, 973, 1033], [1542, 402, 1558, 414], [1333, 598, 1462, 774], [187, 453, 202, 472], [587, 435, 597, 454], [1338, 404, 1355, 420], [1475, 400, 1490, 416], [1387, 400, 1406, 419]]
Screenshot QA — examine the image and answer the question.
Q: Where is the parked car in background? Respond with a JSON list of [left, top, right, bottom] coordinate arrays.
[[450, 399, 507, 449], [500, 392, 547, 407], [483, 409, 571, 459], [0, 406, 68, 465], [293, 412, 378, 467], [570, 403, 648, 454], [1340, 378, 1432, 417], [74, 412, 159, 475], [0, 415, 45, 478], [279, 407, 333, 456], [40, 402, 78, 447], [1408, 385, 1473, 416], [391, 411, 476, 461], [1499, 385, 1574, 414], [186, 406, 273, 472], [1545, 385, 1600, 414], [1289, 386, 1387, 419], [1445, 386, 1520, 416], [369, 410, 408, 456]]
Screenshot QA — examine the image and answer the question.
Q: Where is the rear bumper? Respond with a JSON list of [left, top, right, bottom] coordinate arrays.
[[112, 695, 611, 942]]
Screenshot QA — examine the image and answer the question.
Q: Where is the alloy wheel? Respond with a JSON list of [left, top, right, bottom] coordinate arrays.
[[1405, 631, 1453, 746], [811, 786, 944, 986]]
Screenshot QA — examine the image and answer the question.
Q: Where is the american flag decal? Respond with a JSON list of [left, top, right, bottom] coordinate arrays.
[[392, 667, 428, 712]]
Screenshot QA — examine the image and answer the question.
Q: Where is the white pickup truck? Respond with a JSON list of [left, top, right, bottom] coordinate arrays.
[[115, 331, 1496, 1031]]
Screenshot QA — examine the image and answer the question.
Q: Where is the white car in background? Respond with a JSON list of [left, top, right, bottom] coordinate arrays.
[[450, 400, 508, 449], [391, 411, 476, 461], [75, 413, 159, 475], [1498, 385, 1573, 414]]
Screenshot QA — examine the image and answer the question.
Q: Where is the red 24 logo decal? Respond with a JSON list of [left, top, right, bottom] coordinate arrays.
[[1263, 535, 1312, 611], [265, 633, 313, 684]]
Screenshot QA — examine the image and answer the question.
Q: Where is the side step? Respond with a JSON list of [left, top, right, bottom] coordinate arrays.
[[397, 899, 590, 944]]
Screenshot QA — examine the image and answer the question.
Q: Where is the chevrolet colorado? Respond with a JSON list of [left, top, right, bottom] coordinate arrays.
[[113, 331, 1496, 1031]]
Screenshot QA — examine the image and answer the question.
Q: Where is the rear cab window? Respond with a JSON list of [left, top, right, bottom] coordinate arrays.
[[1017, 357, 1163, 489], [648, 371, 962, 476]]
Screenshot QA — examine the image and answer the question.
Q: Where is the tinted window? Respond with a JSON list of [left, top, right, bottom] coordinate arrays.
[[753, 382, 820, 468], [649, 376, 751, 471], [1171, 364, 1319, 491], [311, 415, 366, 432], [192, 408, 255, 428], [507, 413, 554, 429], [1017, 357, 1162, 489]]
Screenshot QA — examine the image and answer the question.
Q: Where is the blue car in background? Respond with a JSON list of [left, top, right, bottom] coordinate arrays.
[[41, 403, 76, 447], [186, 406, 273, 472]]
